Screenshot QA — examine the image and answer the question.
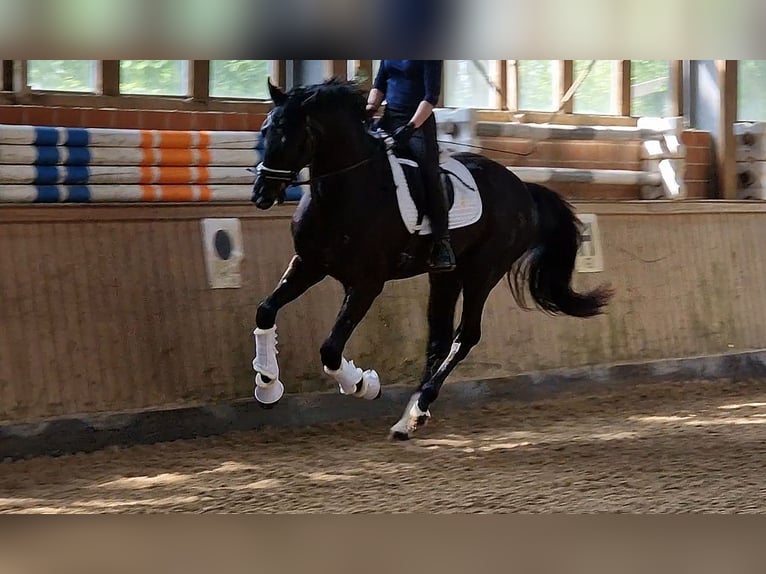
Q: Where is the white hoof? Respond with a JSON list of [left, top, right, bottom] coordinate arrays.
[[389, 392, 430, 440], [408, 401, 431, 432], [254, 372, 284, 405], [389, 419, 411, 441]]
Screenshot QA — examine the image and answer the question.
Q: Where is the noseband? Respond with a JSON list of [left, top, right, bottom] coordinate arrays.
[[255, 164, 298, 183], [253, 119, 317, 189]]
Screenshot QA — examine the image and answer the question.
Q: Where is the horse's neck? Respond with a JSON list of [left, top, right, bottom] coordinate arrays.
[[304, 130, 389, 232], [311, 124, 371, 174]]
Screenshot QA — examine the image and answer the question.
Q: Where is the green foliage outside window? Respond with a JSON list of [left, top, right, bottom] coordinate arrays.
[[27, 60, 96, 92], [210, 60, 271, 99]]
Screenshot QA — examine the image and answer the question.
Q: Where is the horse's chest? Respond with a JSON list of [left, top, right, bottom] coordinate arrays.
[[295, 231, 368, 268]]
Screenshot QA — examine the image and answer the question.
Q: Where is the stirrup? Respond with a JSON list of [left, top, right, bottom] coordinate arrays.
[[428, 239, 456, 271]]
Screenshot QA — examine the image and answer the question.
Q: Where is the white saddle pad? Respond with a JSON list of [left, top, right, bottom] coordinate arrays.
[[387, 151, 483, 235]]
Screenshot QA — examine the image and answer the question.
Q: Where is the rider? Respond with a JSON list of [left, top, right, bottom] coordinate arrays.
[[366, 60, 456, 273]]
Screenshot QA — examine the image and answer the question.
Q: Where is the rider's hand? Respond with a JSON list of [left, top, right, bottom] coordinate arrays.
[[392, 122, 416, 145]]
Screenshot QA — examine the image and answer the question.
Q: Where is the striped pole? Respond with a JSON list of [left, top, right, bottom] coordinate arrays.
[[0, 124, 306, 203]]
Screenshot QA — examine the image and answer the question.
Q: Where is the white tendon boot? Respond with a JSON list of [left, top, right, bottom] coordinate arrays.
[[323, 357, 381, 400], [252, 326, 284, 405]]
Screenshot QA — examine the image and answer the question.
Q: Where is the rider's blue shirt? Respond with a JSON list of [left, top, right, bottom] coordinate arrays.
[[372, 60, 443, 113]]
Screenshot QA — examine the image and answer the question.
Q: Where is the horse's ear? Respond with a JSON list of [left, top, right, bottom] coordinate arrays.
[[267, 78, 287, 106]]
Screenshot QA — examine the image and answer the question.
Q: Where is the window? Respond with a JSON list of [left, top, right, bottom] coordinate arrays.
[[119, 60, 190, 96], [27, 60, 97, 92], [210, 60, 271, 99], [573, 60, 619, 115], [738, 60, 766, 121], [518, 60, 560, 112], [631, 60, 672, 118], [444, 60, 495, 109]]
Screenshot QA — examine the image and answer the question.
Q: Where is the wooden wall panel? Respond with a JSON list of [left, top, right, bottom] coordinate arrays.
[[2, 202, 766, 423]]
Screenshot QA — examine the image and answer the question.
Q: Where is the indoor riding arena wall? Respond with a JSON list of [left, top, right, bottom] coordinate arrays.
[[0, 104, 736, 427], [2, 201, 765, 424]]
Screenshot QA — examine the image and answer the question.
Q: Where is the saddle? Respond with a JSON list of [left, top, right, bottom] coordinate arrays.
[[370, 129, 482, 269]]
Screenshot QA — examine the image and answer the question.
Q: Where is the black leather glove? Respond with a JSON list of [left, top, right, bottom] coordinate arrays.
[[392, 122, 416, 145]]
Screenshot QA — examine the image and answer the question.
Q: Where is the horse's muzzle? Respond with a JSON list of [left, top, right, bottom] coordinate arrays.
[[252, 176, 286, 210]]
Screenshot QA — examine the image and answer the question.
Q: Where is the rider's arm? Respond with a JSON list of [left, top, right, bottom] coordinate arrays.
[[367, 62, 388, 113], [367, 88, 385, 112], [409, 101, 435, 129], [408, 60, 442, 128]]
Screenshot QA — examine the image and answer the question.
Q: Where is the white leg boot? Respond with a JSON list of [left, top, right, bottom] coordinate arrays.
[[324, 357, 381, 400], [252, 326, 284, 405]]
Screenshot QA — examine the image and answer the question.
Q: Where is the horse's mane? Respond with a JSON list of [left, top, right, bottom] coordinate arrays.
[[283, 78, 368, 123]]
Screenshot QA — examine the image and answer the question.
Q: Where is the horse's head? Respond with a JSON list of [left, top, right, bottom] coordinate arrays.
[[252, 79, 317, 210], [252, 77, 369, 210]]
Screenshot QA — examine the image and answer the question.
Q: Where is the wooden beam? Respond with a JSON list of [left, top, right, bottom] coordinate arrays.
[[560, 60, 574, 113], [0, 91, 272, 113], [355, 60, 373, 91], [324, 60, 348, 80], [2, 61, 13, 91], [100, 60, 120, 97], [504, 60, 518, 112], [12, 60, 27, 93], [718, 60, 738, 200], [670, 59, 683, 116], [495, 60, 507, 110], [481, 110, 638, 126], [191, 60, 209, 102], [272, 60, 287, 89], [619, 60, 631, 116], [437, 60, 445, 108]]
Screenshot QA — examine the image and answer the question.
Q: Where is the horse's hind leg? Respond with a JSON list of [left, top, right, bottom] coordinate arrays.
[[253, 255, 326, 407], [389, 273, 462, 439], [390, 263, 506, 440], [321, 281, 385, 400], [422, 273, 463, 381]]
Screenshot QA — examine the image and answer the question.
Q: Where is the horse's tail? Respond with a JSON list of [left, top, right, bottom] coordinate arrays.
[[507, 182, 613, 318]]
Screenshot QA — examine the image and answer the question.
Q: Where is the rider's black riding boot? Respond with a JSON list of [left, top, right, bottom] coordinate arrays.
[[427, 180, 456, 273]]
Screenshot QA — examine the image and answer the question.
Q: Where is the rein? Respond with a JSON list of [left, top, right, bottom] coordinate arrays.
[[253, 127, 397, 187], [437, 139, 538, 158], [252, 156, 374, 187]]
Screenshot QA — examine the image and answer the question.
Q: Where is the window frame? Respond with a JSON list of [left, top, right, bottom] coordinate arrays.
[[0, 60, 286, 113], [0, 60, 684, 122], [442, 59, 684, 123]]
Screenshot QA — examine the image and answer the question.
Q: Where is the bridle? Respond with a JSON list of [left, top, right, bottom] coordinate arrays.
[[253, 117, 385, 190], [254, 156, 375, 188]]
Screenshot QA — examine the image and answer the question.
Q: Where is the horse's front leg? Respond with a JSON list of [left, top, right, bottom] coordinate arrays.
[[253, 255, 326, 407], [321, 282, 385, 401]]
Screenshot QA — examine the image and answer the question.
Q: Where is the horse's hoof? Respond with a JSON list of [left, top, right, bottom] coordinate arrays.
[[389, 430, 410, 441], [259, 399, 280, 410], [407, 403, 431, 433], [254, 374, 285, 407], [413, 414, 430, 430], [356, 369, 381, 401]]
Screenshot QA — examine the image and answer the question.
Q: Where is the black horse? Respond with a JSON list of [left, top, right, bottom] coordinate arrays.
[[250, 78, 612, 440]]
